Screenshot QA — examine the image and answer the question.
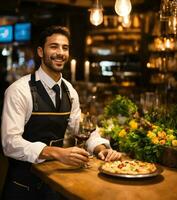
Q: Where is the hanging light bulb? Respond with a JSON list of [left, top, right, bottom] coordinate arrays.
[[122, 15, 131, 27], [89, 0, 103, 26], [114, 0, 132, 17]]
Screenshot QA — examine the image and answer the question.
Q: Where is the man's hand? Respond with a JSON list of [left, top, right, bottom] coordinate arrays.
[[97, 149, 122, 162], [93, 144, 122, 162], [57, 146, 89, 166], [39, 146, 89, 167]]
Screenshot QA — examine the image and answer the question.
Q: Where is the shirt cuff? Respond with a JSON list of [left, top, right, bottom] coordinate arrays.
[[28, 142, 47, 163], [86, 128, 110, 154]]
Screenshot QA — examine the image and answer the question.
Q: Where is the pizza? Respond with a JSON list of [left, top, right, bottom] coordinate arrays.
[[101, 160, 157, 175]]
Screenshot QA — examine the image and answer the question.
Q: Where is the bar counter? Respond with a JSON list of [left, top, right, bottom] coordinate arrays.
[[32, 157, 177, 200]]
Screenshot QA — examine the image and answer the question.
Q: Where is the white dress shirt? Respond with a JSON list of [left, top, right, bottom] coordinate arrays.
[[1, 67, 110, 163]]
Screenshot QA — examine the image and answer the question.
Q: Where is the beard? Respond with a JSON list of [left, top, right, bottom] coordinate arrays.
[[42, 52, 68, 73]]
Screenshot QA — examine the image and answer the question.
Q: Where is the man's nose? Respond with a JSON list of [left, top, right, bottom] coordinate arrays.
[[56, 46, 64, 54]]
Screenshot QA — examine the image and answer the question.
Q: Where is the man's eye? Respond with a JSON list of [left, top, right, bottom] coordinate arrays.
[[50, 46, 57, 49], [63, 46, 69, 51]]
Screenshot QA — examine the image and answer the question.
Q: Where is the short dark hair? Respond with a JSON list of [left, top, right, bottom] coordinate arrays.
[[38, 25, 70, 48]]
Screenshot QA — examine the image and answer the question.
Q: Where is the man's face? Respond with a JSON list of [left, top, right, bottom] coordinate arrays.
[[38, 33, 69, 73]]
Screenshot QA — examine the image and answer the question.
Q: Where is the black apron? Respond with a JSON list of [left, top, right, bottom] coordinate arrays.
[[24, 73, 72, 145], [2, 73, 72, 199]]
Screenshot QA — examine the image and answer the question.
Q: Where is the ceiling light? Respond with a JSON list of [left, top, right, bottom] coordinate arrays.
[[114, 0, 132, 17], [89, 0, 103, 26]]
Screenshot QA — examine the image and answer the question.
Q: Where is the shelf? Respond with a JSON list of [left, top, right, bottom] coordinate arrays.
[[89, 27, 141, 35]]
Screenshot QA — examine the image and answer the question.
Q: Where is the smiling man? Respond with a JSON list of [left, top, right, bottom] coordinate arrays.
[[1, 25, 121, 200]]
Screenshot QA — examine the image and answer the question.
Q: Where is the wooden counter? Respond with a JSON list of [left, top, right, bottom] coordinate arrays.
[[32, 157, 177, 200]]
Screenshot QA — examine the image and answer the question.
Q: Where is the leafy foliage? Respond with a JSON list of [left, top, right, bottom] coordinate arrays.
[[145, 105, 177, 130], [104, 95, 138, 118], [100, 95, 177, 163]]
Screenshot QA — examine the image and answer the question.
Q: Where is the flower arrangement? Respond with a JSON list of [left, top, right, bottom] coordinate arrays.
[[99, 95, 177, 163]]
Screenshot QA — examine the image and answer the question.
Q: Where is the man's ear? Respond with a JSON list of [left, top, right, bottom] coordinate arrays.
[[37, 47, 43, 58]]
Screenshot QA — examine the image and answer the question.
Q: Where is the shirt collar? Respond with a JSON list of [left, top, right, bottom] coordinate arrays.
[[37, 66, 62, 89]]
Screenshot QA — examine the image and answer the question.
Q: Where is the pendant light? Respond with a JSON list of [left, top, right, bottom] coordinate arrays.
[[89, 0, 103, 26], [114, 0, 132, 17]]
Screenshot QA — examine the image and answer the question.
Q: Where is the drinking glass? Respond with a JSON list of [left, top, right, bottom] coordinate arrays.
[[74, 113, 97, 148], [140, 92, 161, 113]]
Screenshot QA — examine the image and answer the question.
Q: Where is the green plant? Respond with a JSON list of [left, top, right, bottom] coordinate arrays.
[[100, 95, 177, 163], [104, 95, 138, 118], [145, 105, 177, 130]]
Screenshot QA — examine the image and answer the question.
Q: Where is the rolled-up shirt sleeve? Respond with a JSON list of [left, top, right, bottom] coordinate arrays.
[[1, 77, 46, 164], [86, 128, 111, 154]]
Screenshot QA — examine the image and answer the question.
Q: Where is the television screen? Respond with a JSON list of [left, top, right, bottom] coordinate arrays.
[[0, 25, 13, 43], [14, 23, 31, 42]]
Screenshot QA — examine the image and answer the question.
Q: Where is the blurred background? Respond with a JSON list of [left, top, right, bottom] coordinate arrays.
[[0, 0, 176, 117]]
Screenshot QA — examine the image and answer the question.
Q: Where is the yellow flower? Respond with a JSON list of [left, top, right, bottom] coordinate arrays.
[[118, 129, 126, 137], [152, 125, 158, 129], [151, 137, 159, 144], [157, 131, 166, 139], [129, 120, 138, 129], [167, 134, 175, 141], [172, 140, 177, 147], [167, 129, 174, 134], [147, 131, 156, 139], [159, 140, 166, 145]]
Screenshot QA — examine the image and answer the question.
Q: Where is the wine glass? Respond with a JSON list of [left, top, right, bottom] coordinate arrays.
[[74, 112, 97, 148]]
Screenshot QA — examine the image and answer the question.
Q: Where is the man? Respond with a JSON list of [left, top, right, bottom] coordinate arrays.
[[1, 25, 121, 200]]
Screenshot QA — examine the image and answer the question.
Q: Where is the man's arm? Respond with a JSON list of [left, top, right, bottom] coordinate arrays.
[[39, 145, 89, 166], [1, 80, 46, 164]]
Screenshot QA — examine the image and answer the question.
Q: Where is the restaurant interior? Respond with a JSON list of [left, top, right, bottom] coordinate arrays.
[[0, 0, 177, 198], [1, 0, 176, 115]]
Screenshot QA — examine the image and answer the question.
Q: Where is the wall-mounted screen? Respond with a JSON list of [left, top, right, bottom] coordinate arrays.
[[14, 22, 31, 42], [0, 25, 13, 43]]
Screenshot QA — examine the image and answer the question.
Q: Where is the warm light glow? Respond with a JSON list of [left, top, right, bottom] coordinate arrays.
[[84, 60, 90, 82], [146, 62, 151, 68], [154, 37, 175, 51], [70, 59, 76, 83], [114, 0, 132, 17], [165, 38, 171, 49], [122, 15, 131, 27], [86, 36, 92, 45], [169, 16, 177, 35], [90, 8, 103, 26], [132, 15, 140, 28], [89, 0, 103, 26]]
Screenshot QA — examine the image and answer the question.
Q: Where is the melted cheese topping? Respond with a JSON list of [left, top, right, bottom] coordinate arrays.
[[101, 160, 157, 175]]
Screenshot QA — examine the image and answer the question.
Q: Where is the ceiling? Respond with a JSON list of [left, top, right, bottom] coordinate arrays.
[[20, 0, 145, 7], [0, 0, 161, 23], [0, 0, 161, 11]]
